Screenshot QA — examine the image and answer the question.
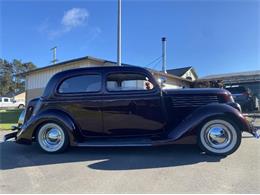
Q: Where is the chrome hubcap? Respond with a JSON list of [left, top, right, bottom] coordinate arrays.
[[45, 128, 61, 145], [38, 123, 65, 152], [205, 124, 231, 149]]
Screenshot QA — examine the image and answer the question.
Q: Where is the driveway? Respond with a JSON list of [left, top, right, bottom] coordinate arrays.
[[0, 119, 259, 193]]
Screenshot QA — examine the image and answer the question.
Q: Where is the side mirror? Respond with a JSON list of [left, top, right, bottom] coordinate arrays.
[[158, 77, 167, 88]]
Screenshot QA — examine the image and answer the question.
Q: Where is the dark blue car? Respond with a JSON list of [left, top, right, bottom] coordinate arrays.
[[4, 66, 258, 155], [225, 86, 259, 112]]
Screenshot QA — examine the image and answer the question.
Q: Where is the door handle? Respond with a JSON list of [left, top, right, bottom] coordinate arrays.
[[129, 101, 137, 114]]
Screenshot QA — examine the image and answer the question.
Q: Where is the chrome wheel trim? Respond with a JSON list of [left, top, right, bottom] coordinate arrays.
[[38, 123, 65, 152], [200, 120, 237, 154], [206, 124, 231, 149]]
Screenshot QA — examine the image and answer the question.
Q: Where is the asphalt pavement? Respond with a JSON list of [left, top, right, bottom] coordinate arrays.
[[0, 118, 259, 193]]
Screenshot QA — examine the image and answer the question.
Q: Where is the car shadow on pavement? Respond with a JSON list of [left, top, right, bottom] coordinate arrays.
[[0, 141, 224, 171]]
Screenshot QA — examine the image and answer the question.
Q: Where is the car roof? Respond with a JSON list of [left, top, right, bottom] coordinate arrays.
[[56, 66, 147, 75], [51, 66, 152, 82]]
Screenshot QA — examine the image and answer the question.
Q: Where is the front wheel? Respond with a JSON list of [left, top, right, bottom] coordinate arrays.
[[198, 119, 241, 156], [37, 122, 69, 153]]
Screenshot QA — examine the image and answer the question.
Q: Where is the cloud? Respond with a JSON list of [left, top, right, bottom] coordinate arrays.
[[61, 8, 89, 31], [38, 8, 90, 39]]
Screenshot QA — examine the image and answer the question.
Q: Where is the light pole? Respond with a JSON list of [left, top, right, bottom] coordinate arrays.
[[117, 0, 122, 66], [51, 46, 57, 64], [162, 37, 167, 73]]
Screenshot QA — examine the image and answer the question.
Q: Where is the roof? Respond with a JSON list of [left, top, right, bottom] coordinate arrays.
[[4, 91, 25, 98], [167, 66, 192, 76], [201, 70, 260, 80], [23, 56, 118, 75], [53, 65, 149, 75], [167, 66, 198, 79]]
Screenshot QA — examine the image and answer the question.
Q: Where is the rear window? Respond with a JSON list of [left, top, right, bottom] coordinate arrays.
[[58, 74, 101, 94], [226, 86, 246, 94]]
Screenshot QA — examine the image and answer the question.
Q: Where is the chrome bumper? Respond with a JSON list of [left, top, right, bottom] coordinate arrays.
[[3, 126, 21, 142], [252, 126, 260, 139], [4, 131, 18, 141], [245, 113, 260, 139]]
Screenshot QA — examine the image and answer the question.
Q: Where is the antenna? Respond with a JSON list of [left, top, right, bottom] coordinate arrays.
[[51, 46, 58, 64]]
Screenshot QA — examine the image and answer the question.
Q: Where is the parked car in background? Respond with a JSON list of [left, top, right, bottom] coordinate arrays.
[[0, 97, 25, 109], [5, 66, 259, 156], [225, 85, 259, 113]]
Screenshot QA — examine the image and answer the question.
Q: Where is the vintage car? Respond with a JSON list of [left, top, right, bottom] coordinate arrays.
[[4, 66, 259, 155]]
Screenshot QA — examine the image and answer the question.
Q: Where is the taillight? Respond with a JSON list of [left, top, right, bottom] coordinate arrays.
[[18, 110, 26, 125], [24, 98, 41, 122], [24, 106, 34, 122]]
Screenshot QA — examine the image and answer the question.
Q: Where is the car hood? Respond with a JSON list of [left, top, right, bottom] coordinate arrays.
[[163, 88, 230, 96]]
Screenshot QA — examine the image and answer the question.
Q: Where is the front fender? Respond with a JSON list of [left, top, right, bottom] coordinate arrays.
[[168, 103, 251, 140], [16, 109, 80, 145]]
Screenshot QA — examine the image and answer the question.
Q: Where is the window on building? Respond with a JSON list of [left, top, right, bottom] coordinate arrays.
[[58, 74, 101, 93], [106, 73, 154, 92]]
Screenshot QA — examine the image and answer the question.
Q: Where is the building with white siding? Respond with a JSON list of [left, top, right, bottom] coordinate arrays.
[[23, 56, 194, 104]]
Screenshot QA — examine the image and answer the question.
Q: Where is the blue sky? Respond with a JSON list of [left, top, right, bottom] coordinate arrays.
[[1, 0, 259, 77]]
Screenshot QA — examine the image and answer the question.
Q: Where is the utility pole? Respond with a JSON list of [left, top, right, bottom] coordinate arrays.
[[117, 0, 122, 66], [162, 37, 167, 73], [51, 46, 58, 64]]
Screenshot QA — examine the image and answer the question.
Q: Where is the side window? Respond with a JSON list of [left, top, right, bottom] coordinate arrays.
[[58, 74, 101, 94], [4, 98, 9, 102], [106, 73, 154, 92]]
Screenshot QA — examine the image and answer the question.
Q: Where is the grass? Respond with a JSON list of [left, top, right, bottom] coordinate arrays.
[[0, 109, 23, 130]]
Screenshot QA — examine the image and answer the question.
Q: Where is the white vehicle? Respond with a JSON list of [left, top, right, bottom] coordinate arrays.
[[0, 97, 25, 109]]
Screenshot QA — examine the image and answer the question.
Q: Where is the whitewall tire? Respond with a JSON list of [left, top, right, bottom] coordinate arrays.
[[37, 122, 69, 153], [198, 119, 241, 156]]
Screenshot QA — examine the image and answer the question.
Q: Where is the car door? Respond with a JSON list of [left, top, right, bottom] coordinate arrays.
[[54, 72, 103, 137], [102, 71, 166, 136]]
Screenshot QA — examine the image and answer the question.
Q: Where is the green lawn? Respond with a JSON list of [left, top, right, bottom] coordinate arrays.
[[0, 109, 23, 130]]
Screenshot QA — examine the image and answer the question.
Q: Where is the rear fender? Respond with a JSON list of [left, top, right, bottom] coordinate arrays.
[[168, 103, 251, 140], [17, 109, 80, 145]]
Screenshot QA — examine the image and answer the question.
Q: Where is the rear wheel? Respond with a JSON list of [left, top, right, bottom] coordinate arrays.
[[37, 122, 69, 153], [198, 119, 241, 156]]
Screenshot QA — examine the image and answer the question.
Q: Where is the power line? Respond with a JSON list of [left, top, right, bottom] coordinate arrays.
[[150, 58, 162, 70], [145, 55, 162, 68]]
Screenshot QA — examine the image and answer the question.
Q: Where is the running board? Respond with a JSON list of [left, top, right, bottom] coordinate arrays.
[[76, 137, 155, 147]]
